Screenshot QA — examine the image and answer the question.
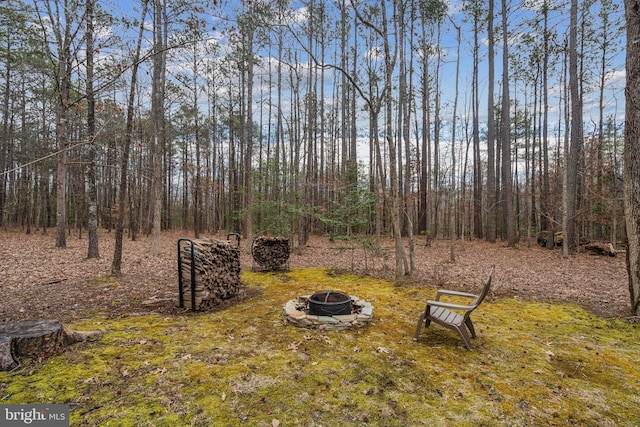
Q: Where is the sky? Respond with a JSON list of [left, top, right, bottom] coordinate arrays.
[[85, 0, 627, 156]]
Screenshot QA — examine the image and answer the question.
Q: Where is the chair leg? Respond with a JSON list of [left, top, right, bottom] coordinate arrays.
[[413, 312, 426, 341], [455, 325, 473, 350], [465, 317, 476, 338]]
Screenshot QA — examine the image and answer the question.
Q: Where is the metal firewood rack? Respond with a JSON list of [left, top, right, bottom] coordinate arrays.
[[177, 234, 241, 311], [177, 238, 197, 311]]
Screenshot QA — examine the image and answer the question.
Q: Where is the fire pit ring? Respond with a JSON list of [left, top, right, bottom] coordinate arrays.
[[283, 294, 374, 330], [308, 290, 353, 316]]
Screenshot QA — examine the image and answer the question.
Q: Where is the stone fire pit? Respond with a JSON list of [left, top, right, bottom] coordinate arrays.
[[283, 291, 374, 331]]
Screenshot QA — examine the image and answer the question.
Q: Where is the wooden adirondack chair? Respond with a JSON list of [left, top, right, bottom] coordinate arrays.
[[414, 266, 495, 350]]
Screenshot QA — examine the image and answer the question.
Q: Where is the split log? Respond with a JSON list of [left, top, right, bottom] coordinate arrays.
[[251, 236, 290, 271], [583, 242, 617, 257], [179, 237, 241, 311], [0, 320, 102, 371]]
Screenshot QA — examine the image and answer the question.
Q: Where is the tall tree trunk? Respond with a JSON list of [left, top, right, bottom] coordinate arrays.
[[450, 20, 461, 262], [54, 24, 71, 248], [472, 2, 483, 240], [193, 64, 202, 238], [564, 0, 583, 255], [37, 0, 77, 249], [382, 1, 407, 280], [399, 1, 415, 273], [0, 22, 11, 230], [486, 0, 497, 243], [405, 9, 416, 273], [86, 0, 99, 258], [624, 0, 640, 315], [432, 22, 442, 241], [111, 0, 148, 275], [149, 0, 166, 256], [418, 13, 432, 243], [501, 0, 515, 247], [244, 15, 254, 243]]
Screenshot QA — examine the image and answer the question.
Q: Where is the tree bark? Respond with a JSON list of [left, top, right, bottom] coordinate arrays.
[[381, 1, 407, 280], [624, 0, 640, 315], [501, 0, 516, 247], [86, 0, 99, 259], [111, 0, 148, 275], [39, 0, 76, 249], [450, 19, 461, 263], [149, 0, 166, 256], [486, 0, 497, 243], [472, 2, 483, 240], [243, 7, 254, 244], [0, 320, 101, 371], [564, 0, 583, 255]]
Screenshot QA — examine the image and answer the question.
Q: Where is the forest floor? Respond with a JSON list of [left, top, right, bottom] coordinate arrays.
[[2, 229, 639, 426], [0, 228, 632, 322]]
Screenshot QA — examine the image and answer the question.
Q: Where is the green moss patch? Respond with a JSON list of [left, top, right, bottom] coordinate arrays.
[[1, 268, 638, 426]]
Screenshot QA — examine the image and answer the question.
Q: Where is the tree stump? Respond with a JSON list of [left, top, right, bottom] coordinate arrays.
[[0, 320, 101, 371]]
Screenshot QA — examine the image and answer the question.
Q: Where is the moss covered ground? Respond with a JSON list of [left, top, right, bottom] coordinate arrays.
[[1, 267, 639, 426]]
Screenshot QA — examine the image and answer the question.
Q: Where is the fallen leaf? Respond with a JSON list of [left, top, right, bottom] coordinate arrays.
[[272, 419, 281, 427], [287, 341, 301, 352]]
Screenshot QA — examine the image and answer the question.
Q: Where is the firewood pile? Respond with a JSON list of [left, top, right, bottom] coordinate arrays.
[[178, 237, 241, 310], [537, 230, 564, 247], [583, 242, 617, 257], [251, 236, 290, 271]]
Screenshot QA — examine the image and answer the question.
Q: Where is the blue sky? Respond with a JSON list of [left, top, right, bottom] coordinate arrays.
[[97, 0, 626, 156]]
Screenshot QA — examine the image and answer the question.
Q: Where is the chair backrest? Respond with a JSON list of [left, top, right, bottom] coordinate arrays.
[[472, 266, 495, 308]]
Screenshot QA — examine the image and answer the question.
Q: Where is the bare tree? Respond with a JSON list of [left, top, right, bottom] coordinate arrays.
[[112, 0, 149, 275], [35, 0, 84, 248], [149, 0, 167, 256], [501, 0, 515, 247], [450, 18, 461, 262], [486, 0, 497, 243], [468, 0, 484, 240], [380, 0, 408, 280], [86, 0, 99, 258], [541, 1, 556, 250], [564, 0, 583, 255]]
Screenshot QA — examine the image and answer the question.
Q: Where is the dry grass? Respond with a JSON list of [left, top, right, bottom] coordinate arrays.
[[1, 267, 639, 426]]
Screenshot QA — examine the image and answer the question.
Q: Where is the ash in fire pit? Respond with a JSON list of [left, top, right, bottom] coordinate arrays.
[[283, 292, 374, 331]]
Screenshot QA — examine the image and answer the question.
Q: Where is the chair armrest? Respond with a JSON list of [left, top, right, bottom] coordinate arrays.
[[427, 300, 475, 311], [435, 289, 478, 300]]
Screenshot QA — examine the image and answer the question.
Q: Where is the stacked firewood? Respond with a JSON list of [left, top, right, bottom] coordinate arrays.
[[179, 237, 241, 310], [252, 236, 290, 271]]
